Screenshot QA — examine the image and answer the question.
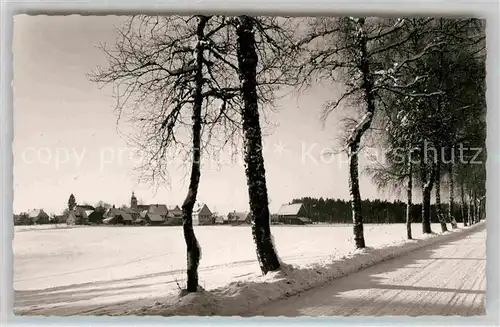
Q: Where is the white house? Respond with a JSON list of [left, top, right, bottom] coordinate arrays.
[[193, 203, 213, 225]]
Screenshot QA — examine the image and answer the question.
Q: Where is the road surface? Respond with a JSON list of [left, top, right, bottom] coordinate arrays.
[[249, 225, 486, 317]]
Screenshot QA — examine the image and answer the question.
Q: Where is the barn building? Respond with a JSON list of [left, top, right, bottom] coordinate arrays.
[[277, 203, 313, 225]]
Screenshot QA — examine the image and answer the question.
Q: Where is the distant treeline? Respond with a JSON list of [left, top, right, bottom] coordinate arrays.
[[291, 197, 464, 224]]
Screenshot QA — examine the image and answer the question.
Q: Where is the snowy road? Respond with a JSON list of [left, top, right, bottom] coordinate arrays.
[[249, 225, 486, 317]]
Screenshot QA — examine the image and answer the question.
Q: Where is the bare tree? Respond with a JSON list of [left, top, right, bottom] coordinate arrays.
[[298, 17, 439, 247], [234, 15, 282, 274], [91, 15, 302, 280], [90, 15, 244, 292], [179, 15, 210, 292], [202, 15, 302, 275]]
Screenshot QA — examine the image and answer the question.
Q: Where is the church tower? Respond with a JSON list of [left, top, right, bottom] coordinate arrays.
[[131, 191, 138, 209]]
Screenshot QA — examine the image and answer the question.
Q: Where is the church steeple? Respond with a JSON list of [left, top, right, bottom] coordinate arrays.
[[131, 191, 138, 209]]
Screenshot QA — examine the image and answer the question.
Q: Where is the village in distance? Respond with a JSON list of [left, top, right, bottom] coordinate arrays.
[[13, 192, 314, 228]]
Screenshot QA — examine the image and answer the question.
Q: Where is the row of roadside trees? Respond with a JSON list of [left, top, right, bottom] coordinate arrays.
[[90, 16, 486, 292]]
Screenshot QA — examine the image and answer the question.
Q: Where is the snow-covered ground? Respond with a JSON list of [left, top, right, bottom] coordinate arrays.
[[14, 224, 76, 232], [13, 222, 484, 316]]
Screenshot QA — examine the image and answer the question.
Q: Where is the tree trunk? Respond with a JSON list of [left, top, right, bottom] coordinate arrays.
[[345, 17, 374, 249], [348, 142, 365, 248], [467, 197, 471, 225], [421, 162, 434, 234], [406, 160, 413, 240], [474, 193, 479, 223], [468, 195, 473, 225], [460, 181, 467, 227], [236, 15, 280, 275], [448, 162, 458, 228], [181, 16, 209, 293], [480, 199, 483, 221], [477, 200, 481, 222], [481, 198, 485, 221], [434, 21, 448, 234], [435, 161, 448, 233], [477, 195, 482, 223]]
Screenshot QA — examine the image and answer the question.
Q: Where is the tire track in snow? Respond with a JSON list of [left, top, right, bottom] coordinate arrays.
[[14, 253, 326, 284]]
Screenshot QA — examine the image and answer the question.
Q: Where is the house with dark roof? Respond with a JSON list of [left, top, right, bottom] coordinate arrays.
[[120, 212, 133, 224], [127, 192, 183, 226], [145, 213, 164, 226], [123, 207, 141, 222], [148, 204, 169, 217], [167, 205, 183, 218], [164, 212, 183, 226], [227, 211, 252, 225], [277, 203, 312, 225], [88, 209, 106, 224], [133, 210, 149, 225], [74, 205, 94, 225], [28, 209, 50, 225], [104, 208, 133, 225]]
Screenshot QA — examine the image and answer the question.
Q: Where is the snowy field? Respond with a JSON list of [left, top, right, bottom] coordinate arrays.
[[14, 223, 444, 291], [13, 222, 483, 315], [14, 224, 77, 232]]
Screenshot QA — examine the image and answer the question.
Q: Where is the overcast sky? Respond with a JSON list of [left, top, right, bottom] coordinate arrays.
[[13, 15, 394, 215]]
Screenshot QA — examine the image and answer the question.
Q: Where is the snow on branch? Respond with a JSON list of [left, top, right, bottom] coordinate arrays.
[[353, 111, 373, 135], [366, 18, 406, 41], [368, 18, 434, 58], [393, 41, 447, 73], [347, 111, 373, 147], [390, 75, 428, 89], [166, 64, 197, 76]]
